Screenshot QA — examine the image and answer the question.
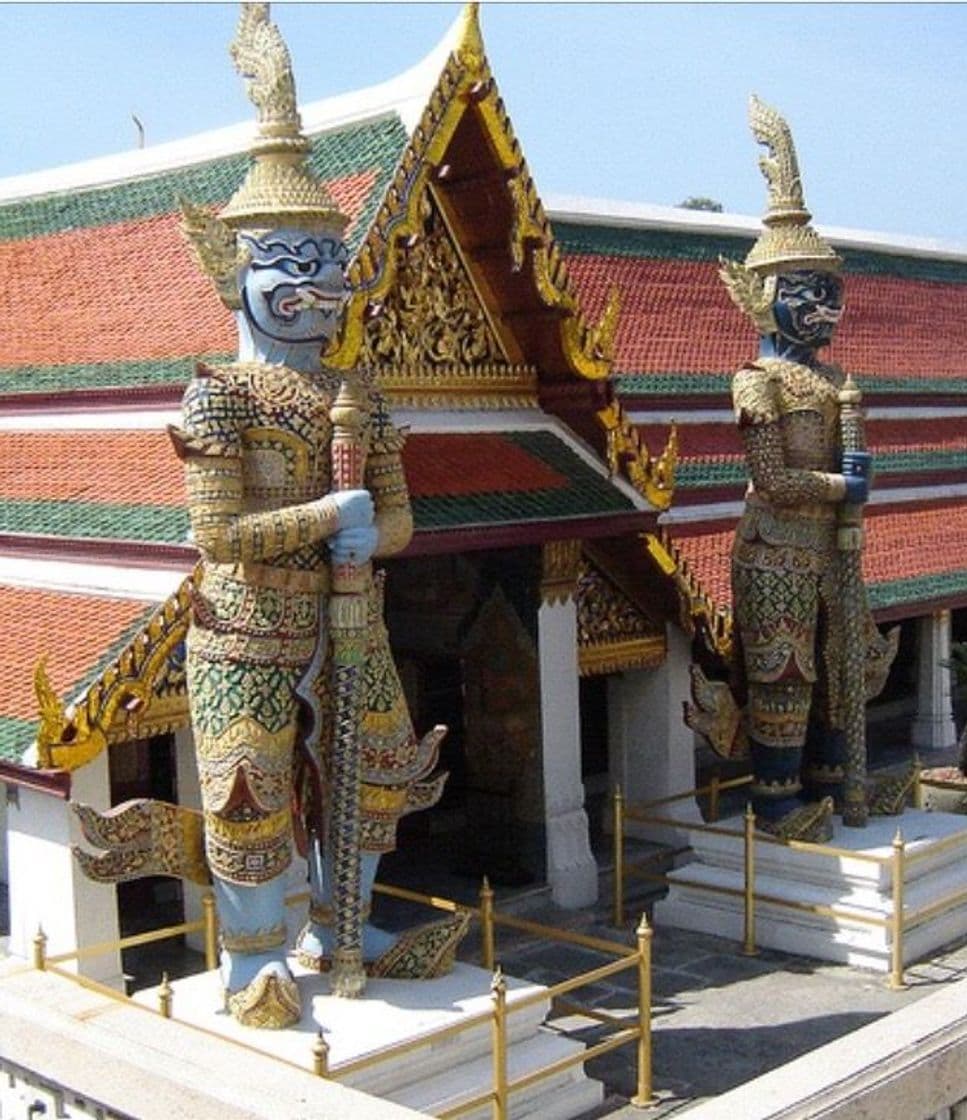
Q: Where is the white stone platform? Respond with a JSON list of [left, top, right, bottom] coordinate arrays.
[[135, 960, 603, 1120], [654, 809, 967, 971]]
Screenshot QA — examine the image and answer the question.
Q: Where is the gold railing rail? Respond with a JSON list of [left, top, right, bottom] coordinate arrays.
[[612, 777, 967, 991], [30, 880, 657, 1118]]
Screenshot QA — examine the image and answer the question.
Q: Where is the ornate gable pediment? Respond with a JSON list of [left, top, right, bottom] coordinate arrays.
[[576, 557, 666, 677], [361, 191, 537, 409]]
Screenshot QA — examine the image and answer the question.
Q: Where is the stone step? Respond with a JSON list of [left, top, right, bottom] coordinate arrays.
[[655, 809, 967, 970], [135, 959, 603, 1119]]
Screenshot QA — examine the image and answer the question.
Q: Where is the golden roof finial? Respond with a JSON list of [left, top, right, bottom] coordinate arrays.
[[455, 3, 485, 70]]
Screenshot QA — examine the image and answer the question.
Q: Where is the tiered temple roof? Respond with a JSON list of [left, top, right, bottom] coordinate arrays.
[[1, 6, 964, 762], [0, 8, 661, 765]]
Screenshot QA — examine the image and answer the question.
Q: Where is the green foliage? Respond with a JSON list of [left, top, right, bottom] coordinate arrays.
[[678, 196, 724, 212], [942, 641, 967, 684]]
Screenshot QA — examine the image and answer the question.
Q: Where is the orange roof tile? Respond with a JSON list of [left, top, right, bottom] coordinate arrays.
[[0, 431, 184, 506], [404, 433, 567, 497], [669, 499, 967, 618], [567, 254, 967, 381], [0, 586, 153, 721], [0, 171, 376, 370]]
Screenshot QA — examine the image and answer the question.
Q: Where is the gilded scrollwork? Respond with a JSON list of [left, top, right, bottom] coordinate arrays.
[[597, 403, 678, 511], [576, 558, 666, 676], [360, 194, 505, 372], [35, 576, 196, 772]]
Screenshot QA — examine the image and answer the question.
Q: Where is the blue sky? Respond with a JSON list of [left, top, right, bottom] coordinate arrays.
[[2, 3, 965, 243]]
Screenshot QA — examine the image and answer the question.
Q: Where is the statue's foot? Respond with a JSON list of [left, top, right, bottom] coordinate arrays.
[[368, 911, 471, 980], [225, 964, 301, 1029], [296, 911, 471, 980], [294, 919, 396, 973], [869, 762, 918, 817], [758, 797, 834, 843]]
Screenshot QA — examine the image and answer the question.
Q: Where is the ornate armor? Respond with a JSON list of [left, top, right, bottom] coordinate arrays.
[[173, 361, 438, 885]]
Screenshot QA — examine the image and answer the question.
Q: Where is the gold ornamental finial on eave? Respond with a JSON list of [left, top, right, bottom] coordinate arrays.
[[455, 3, 485, 71]]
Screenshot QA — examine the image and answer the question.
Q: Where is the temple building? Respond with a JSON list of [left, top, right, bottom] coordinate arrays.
[[0, 7, 965, 977]]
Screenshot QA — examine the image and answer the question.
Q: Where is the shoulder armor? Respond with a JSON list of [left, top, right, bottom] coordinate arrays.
[[178, 366, 244, 458], [733, 361, 780, 427]]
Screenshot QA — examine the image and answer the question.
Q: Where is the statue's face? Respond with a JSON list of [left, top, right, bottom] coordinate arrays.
[[772, 270, 844, 349], [238, 228, 349, 343]]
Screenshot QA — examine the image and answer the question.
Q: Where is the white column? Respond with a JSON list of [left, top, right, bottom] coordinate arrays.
[[912, 611, 958, 753], [539, 595, 598, 908], [608, 624, 702, 846], [7, 749, 122, 987]]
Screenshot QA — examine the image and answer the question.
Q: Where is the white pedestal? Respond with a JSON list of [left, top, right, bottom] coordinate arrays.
[[655, 809, 967, 971], [135, 961, 603, 1120]]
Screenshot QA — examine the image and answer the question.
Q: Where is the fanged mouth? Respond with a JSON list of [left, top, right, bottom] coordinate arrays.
[[275, 286, 343, 317], [802, 305, 843, 328]]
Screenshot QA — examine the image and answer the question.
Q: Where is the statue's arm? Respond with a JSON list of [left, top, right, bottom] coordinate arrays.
[[366, 395, 413, 558], [740, 421, 846, 506], [170, 378, 344, 565], [178, 454, 344, 564]]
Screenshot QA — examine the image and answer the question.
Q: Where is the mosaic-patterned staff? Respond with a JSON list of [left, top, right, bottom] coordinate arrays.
[[327, 374, 371, 997], [839, 376, 871, 826]]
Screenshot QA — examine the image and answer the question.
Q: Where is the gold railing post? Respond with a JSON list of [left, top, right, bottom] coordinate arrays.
[[742, 803, 758, 957], [708, 773, 721, 823], [613, 785, 625, 927], [631, 914, 656, 1108], [480, 877, 496, 973], [888, 828, 907, 990], [313, 1031, 330, 1077], [202, 890, 219, 972], [491, 968, 508, 1120], [158, 972, 173, 1019], [32, 925, 47, 971]]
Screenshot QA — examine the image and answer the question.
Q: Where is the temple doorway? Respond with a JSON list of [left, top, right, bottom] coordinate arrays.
[[108, 733, 184, 938]]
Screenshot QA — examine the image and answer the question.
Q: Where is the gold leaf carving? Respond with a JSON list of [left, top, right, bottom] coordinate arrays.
[[361, 195, 504, 372], [576, 559, 666, 676]]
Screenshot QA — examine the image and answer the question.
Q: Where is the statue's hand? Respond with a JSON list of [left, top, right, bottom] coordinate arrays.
[[842, 450, 872, 504], [330, 525, 379, 566], [327, 489, 374, 529]]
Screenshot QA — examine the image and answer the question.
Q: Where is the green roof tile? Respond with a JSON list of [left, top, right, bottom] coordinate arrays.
[[0, 115, 408, 252], [868, 570, 967, 611], [0, 499, 189, 543], [411, 431, 634, 529], [0, 716, 34, 763], [0, 356, 230, 396], [555, 221, 967, 285], [615, 373, 967, 398]]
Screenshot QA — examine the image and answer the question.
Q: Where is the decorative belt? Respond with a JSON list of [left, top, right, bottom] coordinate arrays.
[[746, 492, 837, 521], [206, 560, 330, 592]]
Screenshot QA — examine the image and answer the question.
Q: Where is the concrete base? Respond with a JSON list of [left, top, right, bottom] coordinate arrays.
[[135, 960, 603, 1120], [654, 809, 967, 971]]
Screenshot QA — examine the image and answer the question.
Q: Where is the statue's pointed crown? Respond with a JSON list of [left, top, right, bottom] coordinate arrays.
[[744, 94, 841, 275], [219, 3, 349, 232]]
